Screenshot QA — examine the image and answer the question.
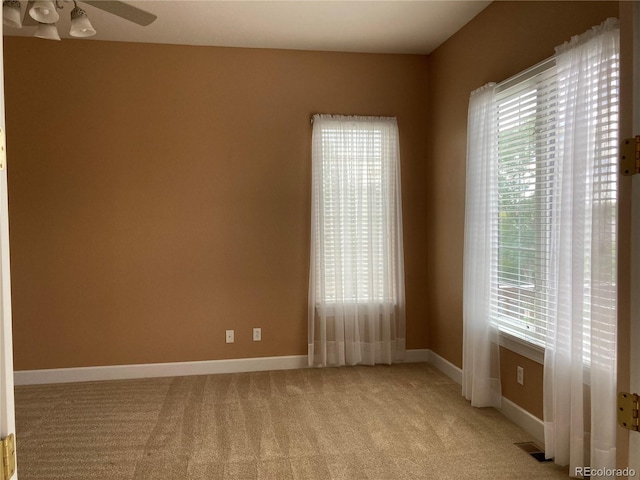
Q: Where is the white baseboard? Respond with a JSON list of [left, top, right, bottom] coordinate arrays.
[[14, 355, 309, 386], [404, 348, 430, 363], [14, 348, 431, 386], [499, 396, 545, 447], [426, 349, 544, 448], [426, 349, 463, 384]]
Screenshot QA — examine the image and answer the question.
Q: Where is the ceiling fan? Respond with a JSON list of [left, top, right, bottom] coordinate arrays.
[[2, 0, 157, 40]]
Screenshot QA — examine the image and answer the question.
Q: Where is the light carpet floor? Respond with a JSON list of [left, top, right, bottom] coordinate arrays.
[[14, 362, 570, 479]]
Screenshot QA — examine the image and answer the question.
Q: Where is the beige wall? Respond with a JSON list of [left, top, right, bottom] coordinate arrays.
[[4, 39, 430, 370], [426, 0, 620, 419], [499, 348, 543, 419]]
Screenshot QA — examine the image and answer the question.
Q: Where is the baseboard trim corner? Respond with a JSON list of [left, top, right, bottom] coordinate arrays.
[[426, 350, 463, 384], [404, 349, 430, 363], [425, 349, 544, 448]]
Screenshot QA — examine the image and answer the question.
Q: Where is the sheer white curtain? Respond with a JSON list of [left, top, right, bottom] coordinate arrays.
[[543, 18, 619, 477], [308, 115, 406, 367], [462, 84, 502, 408]]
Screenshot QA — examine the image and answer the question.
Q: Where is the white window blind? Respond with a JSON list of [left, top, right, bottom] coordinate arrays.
[[493, 63, 559, 347], [492, 52, 619, 352], [320, 127, 385, 302], [313, 117, 400, 304]]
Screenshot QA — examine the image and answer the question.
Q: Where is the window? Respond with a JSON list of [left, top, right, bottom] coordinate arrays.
[[491, 54, 619, 350], [308, 114, 406, 367], [311, 116, 402, 305], [319, 126, 385, 302], [464, 20, 620, 465], [493, 63, 559, 347]]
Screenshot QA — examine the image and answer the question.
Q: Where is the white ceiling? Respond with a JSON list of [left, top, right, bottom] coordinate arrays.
[[3, 1, 491, 54]]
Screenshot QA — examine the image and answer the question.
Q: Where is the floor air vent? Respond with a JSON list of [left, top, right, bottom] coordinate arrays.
[[514, 442, 552, 462]]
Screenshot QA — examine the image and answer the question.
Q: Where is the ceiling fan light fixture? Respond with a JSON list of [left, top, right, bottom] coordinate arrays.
[[29, 0, 59, 24], [2, 0, 22, 28], [69, 5, 95, 37], [35, 22, 60, 41]]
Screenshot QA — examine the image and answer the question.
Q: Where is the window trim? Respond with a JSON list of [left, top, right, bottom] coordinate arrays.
[[498, 331, 544, 364]]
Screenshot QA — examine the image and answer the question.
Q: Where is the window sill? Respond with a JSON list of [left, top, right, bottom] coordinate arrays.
[[498, 331, 544, 365]]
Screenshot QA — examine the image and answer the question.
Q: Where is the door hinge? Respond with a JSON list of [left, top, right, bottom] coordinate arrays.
[[618, 392, 640, 432], [0, 434, 15, 480], [621, 136, 640, 176]]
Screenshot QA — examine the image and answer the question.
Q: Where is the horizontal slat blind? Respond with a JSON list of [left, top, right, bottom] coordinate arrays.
[[493, 66, 559, 347], [315, 119, 399, 303], [491, 50, 619, 354]]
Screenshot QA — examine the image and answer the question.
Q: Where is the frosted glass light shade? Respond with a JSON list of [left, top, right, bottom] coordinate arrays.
[[2, 0, 22, 28], [35, 22, 60, 41], [29, 0, 59, 24], [69, 6, 95, 37]]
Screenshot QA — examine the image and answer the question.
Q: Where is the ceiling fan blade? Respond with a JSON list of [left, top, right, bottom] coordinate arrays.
[[22, 0, 38, 27], [82, 1, 157, 26]]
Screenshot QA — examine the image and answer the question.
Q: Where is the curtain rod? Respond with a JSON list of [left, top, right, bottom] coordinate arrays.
[[310, 114, 397, 124], [495, 55, 555, 94]]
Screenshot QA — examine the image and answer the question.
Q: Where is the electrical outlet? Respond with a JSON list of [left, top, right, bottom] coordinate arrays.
[[253, 328, 261, 341], [517, 366, 524, 385], [225, 330, 234, 343]]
